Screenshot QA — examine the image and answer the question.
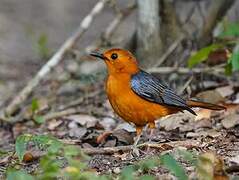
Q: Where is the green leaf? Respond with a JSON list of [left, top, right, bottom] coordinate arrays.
[[15, 134, 33, 161], [0, 149, 7, 157], [39, 153, 62, 179], [160, 153, 188, 180], [138, 158, 159, 172], [120, 166, 135, 180], [64, 145, 80, 158], [187, 44, 223, 68], [31, 98, 39, 113], [231, 51, 239, 71], [220, 23, 239, 37], [37, 33, 50, 59], [177, 149, 197, 166], [7, 169, 34, 180], [225, 60, 233, 75], [34, 115, 45, 124], [139, 175, 156, 180], [32, 135, 62, 153]]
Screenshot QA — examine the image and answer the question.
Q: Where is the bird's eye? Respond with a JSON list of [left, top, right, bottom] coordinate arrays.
[[111, 53, 118, 60]]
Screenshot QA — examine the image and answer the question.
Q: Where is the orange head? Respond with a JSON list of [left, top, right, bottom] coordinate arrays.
[[90, 48, 139, 75]]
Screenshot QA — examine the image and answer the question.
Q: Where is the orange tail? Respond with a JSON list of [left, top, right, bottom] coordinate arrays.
[[186, 100, 226, 111]]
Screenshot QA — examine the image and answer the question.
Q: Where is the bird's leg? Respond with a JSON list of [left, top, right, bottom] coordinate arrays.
[[133, 126, 143, 147], [146, 122, 156, 152], [148, 122, 156, 143], [132, 126, 143, 156]]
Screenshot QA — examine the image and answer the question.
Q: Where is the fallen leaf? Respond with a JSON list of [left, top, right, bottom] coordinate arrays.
[[116, 123, 136, 133], [47, 119, 62, 130], [23, 152, 34, 163], [97, 129, 133, 146], [207, 48, 230, 66], [233, 92, 239, 103], [229, 155, 239, 164], [66, 114, 98, 128], [160, 114, 186, 131], [196, 90, 224, 104], [197, 152, 229, 180], [97, 131, 113, 144], [69, 127, 87, 138], [194, 119, 212, 128], [103, 139, 117, 147], [99, 117, 116, 130], [195, 109, 212, 121], [215, 86, 234, 98], [113, 129, 134, 145], [0, 155, 10, 165], [221, 114, 239, 129], [186, 129, 221, 138]]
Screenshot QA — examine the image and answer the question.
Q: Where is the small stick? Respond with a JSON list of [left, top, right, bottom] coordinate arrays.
[[148, 35, 184, 69], [82, 140, 200, 155], [58, 90, 102, 110], [148, 66, 225, 74], [178, 76, 194, 95], [41, 107, 85, 121]]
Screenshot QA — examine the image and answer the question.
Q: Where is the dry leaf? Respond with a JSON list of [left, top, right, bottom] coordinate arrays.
[[160, 113, 186, 131], [229, 155, 239, 164], [116, 123, 136, 133], [197, 152, 228, 180], [69, 127, 87, 138], [97, 131, 113, 144], [196, 90, 224, 104], [195, 109, 212, 121], [99, 117, 116, 130], [207, 49, 230, 66], [47, 119, 62, 130], [66, 114, 98, 128], [221, 114, 239, 129], [215, 86, 234, 98]]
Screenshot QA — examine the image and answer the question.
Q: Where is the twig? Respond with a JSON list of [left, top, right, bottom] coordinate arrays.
[[178, 76, 194, 95], [81, 140, 200, 155], [1, 0, 109, 120], [84, 2, 136, 54], [148, 35, 184, 69], [58, 90, 102, 110], [41, 107, 85, 121], [148, 66, 225, 74], [102, 2, 136, 41]]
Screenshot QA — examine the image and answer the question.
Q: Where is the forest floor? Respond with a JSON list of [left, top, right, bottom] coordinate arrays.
[[1, 63, 239, 179]]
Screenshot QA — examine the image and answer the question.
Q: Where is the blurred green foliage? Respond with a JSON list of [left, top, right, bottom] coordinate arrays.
[[25, 26, 51, 59], [8, 135, 235, 179], [187, 22, 239, 75], [37, 33, 50, 59], [160, 153, 188, 180], [187, 44, 223, 68], [31, 99, 45, 124]]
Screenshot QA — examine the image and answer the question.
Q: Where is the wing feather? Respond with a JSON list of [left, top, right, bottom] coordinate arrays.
[[131, 70, 196, 115]]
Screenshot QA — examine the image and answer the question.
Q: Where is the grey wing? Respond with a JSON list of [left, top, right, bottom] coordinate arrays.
[[130, 70, 196, 114]]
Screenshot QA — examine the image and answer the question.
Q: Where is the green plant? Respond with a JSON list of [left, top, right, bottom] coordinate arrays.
[[187, 44, 223, 68], [10, 134, 232, 179], [31, 99, 45, 124], [187, 21, 239, 75]]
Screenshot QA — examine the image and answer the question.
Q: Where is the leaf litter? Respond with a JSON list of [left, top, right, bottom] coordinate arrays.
[[1, 71, 239, 179]]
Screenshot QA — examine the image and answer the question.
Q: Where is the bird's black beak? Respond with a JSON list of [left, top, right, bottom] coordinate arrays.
[[90, 52, 105, 60]]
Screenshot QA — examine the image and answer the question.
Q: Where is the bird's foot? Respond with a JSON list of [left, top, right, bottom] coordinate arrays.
[[131, 145, 140, 157]]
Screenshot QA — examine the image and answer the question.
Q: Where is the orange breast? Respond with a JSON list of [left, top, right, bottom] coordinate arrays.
[[106, 74, 178, 126]]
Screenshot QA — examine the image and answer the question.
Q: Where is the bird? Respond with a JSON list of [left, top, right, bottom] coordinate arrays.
[[90, 48, 226, 146]]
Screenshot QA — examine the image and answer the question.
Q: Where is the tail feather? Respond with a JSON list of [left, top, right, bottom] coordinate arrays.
[[186, 100, 226, 111]]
